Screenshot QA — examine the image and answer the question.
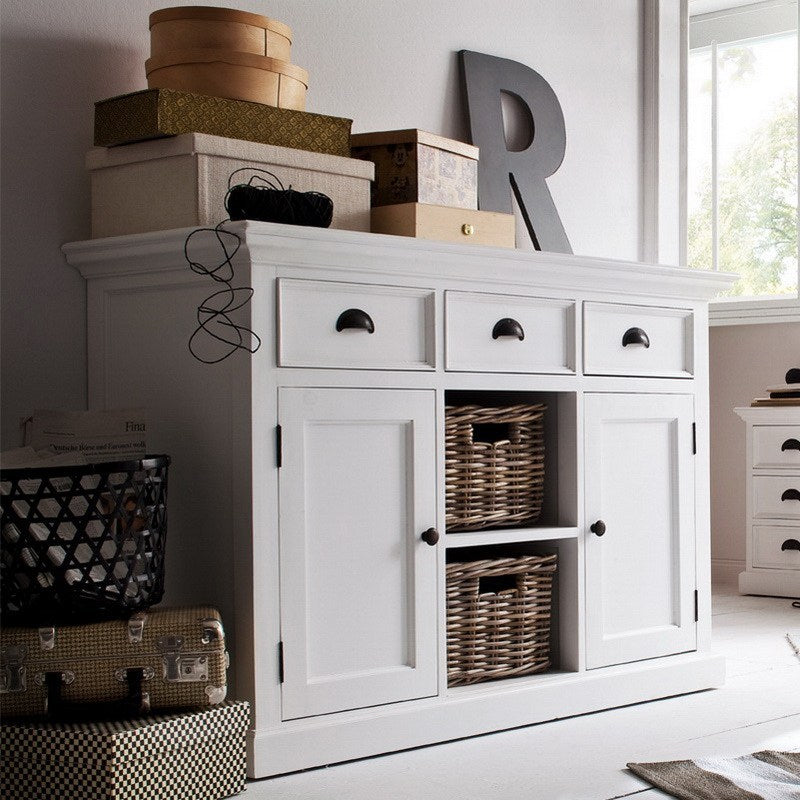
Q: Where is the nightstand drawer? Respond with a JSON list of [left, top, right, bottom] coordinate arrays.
[[445, 291, 575, 373], [583, 302, 693, 378], [278, 278, 435, 370], [752, 526, 800, 570], [753, 426, 800, 470], [753, 475, 800, 520]]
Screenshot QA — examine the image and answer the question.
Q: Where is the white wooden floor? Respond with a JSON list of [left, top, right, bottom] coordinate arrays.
[[247, 584, 800, 800]]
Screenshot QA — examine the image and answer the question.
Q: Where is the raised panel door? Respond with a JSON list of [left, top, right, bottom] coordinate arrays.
[[278, 387, 438, 719], [585, 393, 696, 669]]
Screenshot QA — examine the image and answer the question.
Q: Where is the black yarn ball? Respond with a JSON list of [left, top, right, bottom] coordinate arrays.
[[226, 184, 333, 228]]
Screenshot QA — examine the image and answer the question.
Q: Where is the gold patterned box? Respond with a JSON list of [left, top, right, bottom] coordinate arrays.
[[351, 129, 479, 209], [95, 88, 352, 157], [0, 701, 249, 800]]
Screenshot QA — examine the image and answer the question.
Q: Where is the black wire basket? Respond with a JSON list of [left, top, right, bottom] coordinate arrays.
[[0, 455, 170, 624]]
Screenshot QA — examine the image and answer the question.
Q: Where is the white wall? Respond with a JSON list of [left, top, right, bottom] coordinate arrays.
[[0, 0, 652, 447], [709, 322, 800, 582]]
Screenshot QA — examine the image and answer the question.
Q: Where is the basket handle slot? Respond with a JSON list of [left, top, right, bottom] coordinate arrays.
[[471, 422, 513, 445], [478, 573, 520, 596]]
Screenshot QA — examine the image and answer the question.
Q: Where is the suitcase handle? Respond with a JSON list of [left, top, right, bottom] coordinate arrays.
[[45, 668, 149, 720]]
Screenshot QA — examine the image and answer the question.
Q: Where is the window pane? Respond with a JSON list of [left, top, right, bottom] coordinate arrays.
[[717, 32, 797, 297], [687, 47, 713, 271]]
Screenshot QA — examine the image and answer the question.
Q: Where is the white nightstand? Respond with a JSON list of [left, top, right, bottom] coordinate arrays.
[[735, 405, 800, 598]]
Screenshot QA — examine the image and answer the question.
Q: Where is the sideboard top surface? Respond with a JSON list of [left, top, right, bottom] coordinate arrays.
[[63, 220, 736, 301]]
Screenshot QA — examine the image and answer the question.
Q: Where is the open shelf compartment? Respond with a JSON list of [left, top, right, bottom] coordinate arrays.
[[445, 538, 580, 691], [444, 390, 577, 541]]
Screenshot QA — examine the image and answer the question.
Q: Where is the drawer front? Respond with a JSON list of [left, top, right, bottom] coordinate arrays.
[[752, 526, 800, 569], [583, 302, 693, 378], [753, 426, 800, 469], [445, 291, 575, 373], [753, 475, 800, 520], [278, 278, 434, 369]]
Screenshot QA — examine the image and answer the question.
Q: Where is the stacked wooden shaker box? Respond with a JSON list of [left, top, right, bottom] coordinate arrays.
[[88, 6, 374, 239]]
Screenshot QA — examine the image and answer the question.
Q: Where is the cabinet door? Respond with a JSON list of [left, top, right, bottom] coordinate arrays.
[[584, 393, 696, 669], [279, 387, 438, 719]]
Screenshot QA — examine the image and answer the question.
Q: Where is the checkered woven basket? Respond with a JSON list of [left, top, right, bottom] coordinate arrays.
[[0, 700, 249, 800]]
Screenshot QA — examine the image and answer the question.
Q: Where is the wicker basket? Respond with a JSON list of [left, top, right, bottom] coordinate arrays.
[[446, 553, 557, 686], [0, 456, 169, 624], [445, 403, 545, 532]]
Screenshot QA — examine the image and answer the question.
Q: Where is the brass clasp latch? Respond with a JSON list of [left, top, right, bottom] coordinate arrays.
[[157, 635, 208, 683]]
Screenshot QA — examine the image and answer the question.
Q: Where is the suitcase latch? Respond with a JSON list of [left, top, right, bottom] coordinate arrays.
[[128, 613, 146, 644], [38, 627, 56, 651], [0, 645, 27, 694], [157, 635, 209, 682]]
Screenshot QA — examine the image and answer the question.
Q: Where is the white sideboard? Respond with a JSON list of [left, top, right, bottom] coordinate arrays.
[[735, 406, 800, 597], [64, 222, 734, 778]]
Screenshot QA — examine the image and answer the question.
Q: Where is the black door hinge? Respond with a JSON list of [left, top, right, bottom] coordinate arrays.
[[694, 589, 699, 622], [276, 424, 282, 468], [692, 422, 697, 455], [278, 641, 285, 683]]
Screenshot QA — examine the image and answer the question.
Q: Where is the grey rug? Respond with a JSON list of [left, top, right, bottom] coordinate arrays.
[[627, 751, 800, 799]]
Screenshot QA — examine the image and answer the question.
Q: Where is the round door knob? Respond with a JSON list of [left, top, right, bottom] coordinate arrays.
[[421, 527, 440, 546], [590, 520, 606, 537]]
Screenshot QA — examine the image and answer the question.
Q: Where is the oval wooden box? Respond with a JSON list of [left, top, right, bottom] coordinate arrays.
[[145, 50, 308, 110], [149, 6, 292, 61]]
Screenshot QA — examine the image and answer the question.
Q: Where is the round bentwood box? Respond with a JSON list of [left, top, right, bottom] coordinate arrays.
[[145, 49, 308, 109], [149, 6, 293, 61]]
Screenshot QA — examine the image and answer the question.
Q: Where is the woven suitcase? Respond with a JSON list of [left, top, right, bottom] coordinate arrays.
[[0, 606, 228, 718]]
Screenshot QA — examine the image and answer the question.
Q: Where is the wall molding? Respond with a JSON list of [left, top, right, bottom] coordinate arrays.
[[642, 0, 688, 267], [711, 557, 744, 586]]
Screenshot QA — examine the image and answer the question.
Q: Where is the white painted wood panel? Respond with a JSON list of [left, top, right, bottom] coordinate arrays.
[[753, 475, 800, 520], [583, 302, 694, 378], [279, 387, 438, 720], [278, 278, 435, 370], [752, 425, 800, 470], [444, 291, 575, 374], [584, 393, 696, 669], [752, 526, 800, 570]]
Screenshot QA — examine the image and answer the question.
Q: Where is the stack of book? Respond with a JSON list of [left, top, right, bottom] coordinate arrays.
[[751, 368, 800, 406]]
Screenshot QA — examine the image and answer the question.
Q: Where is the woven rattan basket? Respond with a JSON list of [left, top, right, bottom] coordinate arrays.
[[445, 403, 545, 532], [446, 553, 557, 686]]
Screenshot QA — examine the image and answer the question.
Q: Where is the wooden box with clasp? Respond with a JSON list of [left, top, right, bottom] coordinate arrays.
[[370, 202, 515, 248]]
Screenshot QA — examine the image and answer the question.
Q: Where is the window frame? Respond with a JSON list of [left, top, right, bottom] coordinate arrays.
[[687, 0, 799, 326]]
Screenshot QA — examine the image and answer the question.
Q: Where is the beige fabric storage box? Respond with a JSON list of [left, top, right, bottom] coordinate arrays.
[[87, 132, 374, 238]]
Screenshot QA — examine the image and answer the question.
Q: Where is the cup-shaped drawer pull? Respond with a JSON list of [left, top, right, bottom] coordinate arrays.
[[622, 327, 650, 348], [781, 538, 800, 552], [335, 308, 375, 334], [781, 438, 800, 452], [781, 489, 800, 502], [492, 318, 525, 341]]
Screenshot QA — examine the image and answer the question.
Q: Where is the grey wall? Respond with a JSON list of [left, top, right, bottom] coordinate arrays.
[[1, 0, 649, 446]]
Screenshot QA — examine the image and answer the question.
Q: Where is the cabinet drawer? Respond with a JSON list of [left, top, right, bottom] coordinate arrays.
[[752, 526, 800, 569], [583, 302, 693, 378], [445, 291, 575, 373], [278, 278, 435, 369], [753, 426, 800, 470], [753, 475, 800, 520]]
